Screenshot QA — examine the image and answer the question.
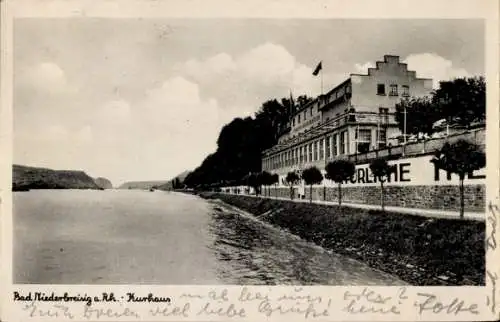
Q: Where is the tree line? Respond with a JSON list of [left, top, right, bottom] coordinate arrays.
[[395, 76, 485, 135], [183, 95, 312, 189]]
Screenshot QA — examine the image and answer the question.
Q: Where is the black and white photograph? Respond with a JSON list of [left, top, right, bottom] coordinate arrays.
[[8, 9, 493, 291]]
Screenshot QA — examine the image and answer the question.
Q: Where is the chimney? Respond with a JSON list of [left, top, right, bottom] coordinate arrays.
[[384, 55, 400, 64]]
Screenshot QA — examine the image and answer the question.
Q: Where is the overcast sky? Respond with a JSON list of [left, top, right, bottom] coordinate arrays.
[[13, 19, 484, 186]]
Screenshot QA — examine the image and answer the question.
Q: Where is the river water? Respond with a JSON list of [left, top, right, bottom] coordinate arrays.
[[14, 190, 404, 285]]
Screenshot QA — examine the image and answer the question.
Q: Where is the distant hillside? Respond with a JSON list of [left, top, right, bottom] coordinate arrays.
[[94, 177, 113, 189], [13, 164, 102, 191], [117, 180, 169, 190], [157, 170, 191, 190]]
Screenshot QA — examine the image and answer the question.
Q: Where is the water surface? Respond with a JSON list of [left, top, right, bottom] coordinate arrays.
[[14, 190, 405, 285]]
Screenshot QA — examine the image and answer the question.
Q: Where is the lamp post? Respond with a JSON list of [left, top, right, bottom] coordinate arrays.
[[377, 113, 380, 150], [403, 105, 407, 156]]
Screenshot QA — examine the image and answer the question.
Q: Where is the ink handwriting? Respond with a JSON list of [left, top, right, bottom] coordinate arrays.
[[486, 201, 498, 251], [22, 302, 75, 319], [258, 299, 331, 318], [83, 306, 140, 319], [414, 293, 479, 315], [342, 287, 404, 315]]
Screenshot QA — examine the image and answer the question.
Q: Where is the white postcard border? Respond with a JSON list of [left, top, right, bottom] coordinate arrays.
[[1, 1, 499, 321]]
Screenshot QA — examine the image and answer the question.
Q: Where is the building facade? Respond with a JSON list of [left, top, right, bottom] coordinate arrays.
[[261, 55, 434, 184]]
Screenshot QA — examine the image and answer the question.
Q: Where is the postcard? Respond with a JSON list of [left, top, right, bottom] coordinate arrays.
[[1, 0, 499, 321]]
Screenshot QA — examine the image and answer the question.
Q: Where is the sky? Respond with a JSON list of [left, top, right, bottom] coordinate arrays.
[[13, 19, 484, 186]]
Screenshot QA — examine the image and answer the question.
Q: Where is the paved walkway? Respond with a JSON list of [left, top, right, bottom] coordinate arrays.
[[220, 193, 485, 221]]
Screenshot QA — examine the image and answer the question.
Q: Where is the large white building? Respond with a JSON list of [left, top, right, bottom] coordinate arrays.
[[261, 55, 434, 182]]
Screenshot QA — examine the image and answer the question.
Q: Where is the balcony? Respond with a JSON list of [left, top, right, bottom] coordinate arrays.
[[263, 127, 485, 173], [264, 111, 397, 156]]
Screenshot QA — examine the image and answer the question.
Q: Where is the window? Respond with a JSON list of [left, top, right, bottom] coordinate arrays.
[[356, 128, 372, 153], [319, 139, 324, 160], [379, 107, 389, 124], [292, 118, 295, 126], [309, 143, 313, 162], [299, 146, 303, 163], [310, 107, 313, 116], [333, 134, 338, 156], [377, 84, 386, 95], [377, 129, 387, 149], [326, 136, 331, 158], [340, 132, 346, 154], [389, 84, 398, 96], [295, 148, 299, 165], [297, 115, 301, 123], [304, 111, 307, 121], [402, 85, 410, 97], [313, 141, 318, 161], [357, 129, 372, 142]]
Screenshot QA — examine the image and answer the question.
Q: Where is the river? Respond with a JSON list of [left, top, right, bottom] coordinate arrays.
[[14, 189, 405, 285]]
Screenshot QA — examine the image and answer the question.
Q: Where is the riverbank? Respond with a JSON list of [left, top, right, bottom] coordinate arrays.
[[198, 192, 485, 286]]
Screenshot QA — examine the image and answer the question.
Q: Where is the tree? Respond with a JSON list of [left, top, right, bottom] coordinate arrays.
[[260, 171, 273, 197], [432, 76, 486, 127], [301, 166, 323, 203], [325, 159, 356, 206], [285, 171, 300, 200], [297, 95, 313, 108], [431, 140, 485, 218], [243, 172, 257, 195], [394, 76, 486, 136], [270, 173, 279, 198], [395, 96, 438, 135], [183, 94, 313, 189], [369, 158, 396, 211], [174, 178, 181, 189]]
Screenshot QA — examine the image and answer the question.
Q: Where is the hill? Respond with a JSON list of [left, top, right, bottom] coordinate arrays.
[[94, 177, 113, 189], [12, 164, 102, 191], [157, 170, 191, 190], [117, 180, 169, 190]]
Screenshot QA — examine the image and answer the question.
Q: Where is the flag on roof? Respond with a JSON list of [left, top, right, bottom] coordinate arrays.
[[312, 61, 322, 76]]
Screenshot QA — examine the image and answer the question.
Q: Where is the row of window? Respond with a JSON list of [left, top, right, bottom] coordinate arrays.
[[292, 84, 408, 127], [264, 128, 388, 170], [377, 84, 410, 96], [263, 131, 349, 171], [292, 105, 319, 126]]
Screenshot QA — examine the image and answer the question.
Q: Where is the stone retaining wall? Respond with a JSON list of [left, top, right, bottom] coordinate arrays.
[[258, 184, 485, 212]]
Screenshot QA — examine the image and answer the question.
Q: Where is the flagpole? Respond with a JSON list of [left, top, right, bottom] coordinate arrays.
[[320, 65, 324, 95]]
